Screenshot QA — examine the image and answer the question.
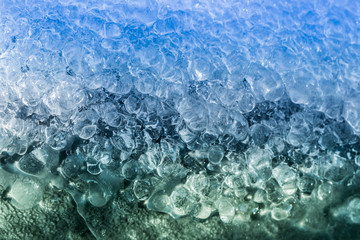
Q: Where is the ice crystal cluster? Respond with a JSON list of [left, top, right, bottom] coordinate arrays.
[[0, 0, 360, 238]]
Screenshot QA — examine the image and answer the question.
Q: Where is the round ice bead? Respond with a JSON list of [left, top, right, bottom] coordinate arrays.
[[87, 180, 109, 207], [100, 102, 123, 128], [190, 57, 212, 81], [271, 205, 290, 221], [253, 189, 267, 203], [61, 154, 85, 180], [218, 198, 235, 223], [86, 160, 103, 176], [193, 201, 212, 220], [297, 175, 316, 194], [188, 173, 210, 195], [8, 177, 43, 210], [317, 182, 333, 201], [16, 150, 46, 176], [170, 185, 192, 216], [79, 125, 97, 140], [251, 124, 271, 146], [45, 127, 67, 150], [147, 191, 170, 213], [121, 161, 138, 180], [124, 95, 142, 114], [347, 198, 360, 224], [355, 155, 360, 167], [134, 71, 155, 94], [238, 92, 256, 113], [208, 145, 224, 165], [272, 163, 297, 195], [133, 180, 152, 201]]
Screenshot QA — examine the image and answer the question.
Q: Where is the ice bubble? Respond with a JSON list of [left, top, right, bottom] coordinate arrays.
[[247, 148, 272, 181], [355, 155, 360, 167], [121, 160, 138, 180], [208, 145, 224, 165], [271, 200, 292, 221], [238, 92, 256, 113], [45, 127, 68, 150], [124, 95, 142, 114], [321, 154, 353, 183], [272, 163, 297, 195], [178, 98, 207, 132], [178, 124, 197, 144], [73, 109, 99, 139], [297, 175, 316, 195], [147, 191, 170, 213], [170, 185, 193, 216], [190, 57, 212, 81], [8, 177, 43, 210], [218, 198, 235, 223], [134, 70, 155, 94], [61, 154, 85, 180], [317, 182, 333, 201], [265, 179, 284, 204], [193, 201, 212, 220], [251, 124, 272, 146], [253, 189, 267, 203], [187, 173, 210, 196], [86, 159, 103, 176], [133, 180, 152, 201], [347, 198, 360, 224], [16, 149, 46, 176], [100, 102, 123, 128], [111, 130, 135, 153], [87, 180, 109, 207], [79, 125, 97, 140]]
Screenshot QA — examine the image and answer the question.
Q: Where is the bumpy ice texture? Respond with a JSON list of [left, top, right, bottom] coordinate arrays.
[[0, 0, 360, 239]]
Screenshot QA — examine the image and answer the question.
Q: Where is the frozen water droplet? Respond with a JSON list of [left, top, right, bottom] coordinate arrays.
[[134, 71, 155, 94], [265, 179, 284, 204], [238, 92, 256, 113], [191, 58, 211, 81], [297, 175, 316, 194], [251, 124, 272, 146], [208, 145, 224, 165], [147, 191, 170, 213], [247, 148, 272, 181], [79, 125, 97, 139], [253, 189, 267, 203], [170, 185, 193, 216], [317, 182, 333, 201], [8, 177, 43, 210], [355, 155, 360, 167], [87, 180, 109, 207], [193, 201, 212, 220], [188, 173, 210, 196], [218, 198, 235, 223], [45, 127, 67, 150], [86, 159, 103, 176], [271, 206, 290, 221], [124, 95, 142, 114], [121, 161, 138, 180], [272, 163, 297, 195], [17, 150, 46, 176], [61, 154, 85, 180], [347, 198, 360, 224], [133, 180, 152, 201]]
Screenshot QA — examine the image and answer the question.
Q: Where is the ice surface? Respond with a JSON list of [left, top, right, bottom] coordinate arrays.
[[0, 0, 359, 238]]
